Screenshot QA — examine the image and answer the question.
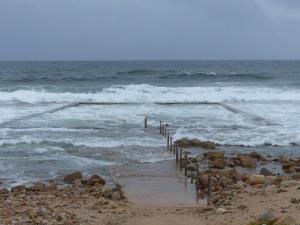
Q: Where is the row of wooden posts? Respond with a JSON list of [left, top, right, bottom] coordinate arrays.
[[158, 119, 212, 205]]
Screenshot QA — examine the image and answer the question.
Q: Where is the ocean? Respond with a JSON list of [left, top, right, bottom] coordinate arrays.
[[0, 60, 300, 187]]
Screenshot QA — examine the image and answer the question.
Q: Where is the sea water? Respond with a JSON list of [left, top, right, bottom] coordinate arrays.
[[0, 60, 300, 186]]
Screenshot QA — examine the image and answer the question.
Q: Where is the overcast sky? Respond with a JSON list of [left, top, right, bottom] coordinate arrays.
[[0, 0, 300, 60]]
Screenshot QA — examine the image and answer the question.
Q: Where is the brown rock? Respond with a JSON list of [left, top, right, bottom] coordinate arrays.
[[0, 188, 9, 195], [210, 159, 225, 169], [291, 173, 300, 180], [175, 138, 192, 147], [175, 138, 216, 149], [87, 175, 106, 186], [45, 183, 57, 191], [29, 182, 45, 191], [198, 174, 208, 189], [239, 156, 257, 168], [247, 175, 266, 185], [206, 151, 224, 161], [249, 151, 266, 161], [186, 163, 197, 171], [11, 185, 27, 193], [282, 161, 296, 173], [265, 176, 281, 186], [63, 171, 82, 184]]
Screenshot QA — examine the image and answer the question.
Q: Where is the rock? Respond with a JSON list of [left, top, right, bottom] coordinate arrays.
[[291, 173, 300, 180], [239, 156, 257, 168], [220, 168, 240, 180], [281, 180, 299, 188], [209, 159, 225, 169], [30, 182, 45, 191], [249, 151, 266, 161], [175, 138, 216, 149], [0, 188, 9, 195], [265, 176, 281, 186], [45, 183, 57, 191], [248, 175, 266, 185], [206, 151, 224, 161], [256, 209, 276, 223], [73, 179, 82, 187], [63, 171, 82, 184], [274, 216, 297, 225], [175, 138, 192, 148], [232, 181, 246, 189], [260, 168, 275, 176], [36, 207, 47, 217], [216, 208, 230, 214], [11, 185, 27, 192], [198, 174, 208, 189], [87, 175, 106, 186], [103, 188, 113, 199], [290, 198, 300, 204], [282, 162, 296, 173], [186, 163, 197, 171]]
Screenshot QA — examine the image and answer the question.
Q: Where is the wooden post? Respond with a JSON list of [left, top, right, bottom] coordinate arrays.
[[184, 154, 188, 176], [170, 137, 173, 152], [175, 146, 178, 163], [161, 123, 165, 136], [164, 126, 167, 138], [179, 148, 183, 171], [167, 133, 170, 149], [195, 164, 199, 189], [207, 175, 212, 206], [159, 121, 162, 134], [144, 117, 147, 129]]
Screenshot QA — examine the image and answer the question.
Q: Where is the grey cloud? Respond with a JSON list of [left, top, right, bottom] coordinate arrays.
[[0, 0, 299, 60]]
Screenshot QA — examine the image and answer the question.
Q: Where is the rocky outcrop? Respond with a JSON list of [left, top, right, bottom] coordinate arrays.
[[239, 156, 257, 168], [87, 175, 106, 186], [63, 171, 83, 184], [175, 138, 216, 149]]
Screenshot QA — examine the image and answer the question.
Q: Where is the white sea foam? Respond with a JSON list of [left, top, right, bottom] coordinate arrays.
[[0, 84, 300, 104]]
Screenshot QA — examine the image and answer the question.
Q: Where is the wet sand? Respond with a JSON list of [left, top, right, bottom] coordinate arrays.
[[114, 160, 204, 206]]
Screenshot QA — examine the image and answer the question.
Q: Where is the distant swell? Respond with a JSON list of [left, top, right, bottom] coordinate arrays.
[[159, 72, 271, 81]]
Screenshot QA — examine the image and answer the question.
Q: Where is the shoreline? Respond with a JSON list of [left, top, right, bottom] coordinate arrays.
[[1, 141, 300, 224]]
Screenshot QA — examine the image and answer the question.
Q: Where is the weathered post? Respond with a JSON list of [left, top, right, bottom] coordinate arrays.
[[170, 136, 173, 152], [175, 145, 178, 163], [195, 164, 199, 189], [159, 121, 162, 134], [164, 126, 167, 138], [144, 117, 147, 129], [179, 148, 183, 171], [207, 175, 212, 206], [167, 133, 170, 149], [184, 154, 188, 176]]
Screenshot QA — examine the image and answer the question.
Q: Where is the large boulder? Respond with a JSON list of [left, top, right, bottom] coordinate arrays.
[[282, 162, 296, 173], [186, 163, 197, 171], [87, 175, 106, 186], [209, 159, 225, 169], [175, 138, 192, 148], [239, 156, 257, 168], [249, 151, 266, 161], [29, 182, 45, 192], [63, 171, 82, 184], [206, 151, 224, 161], [175, 138, 216, 149], [247, 175, 266, 185]]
